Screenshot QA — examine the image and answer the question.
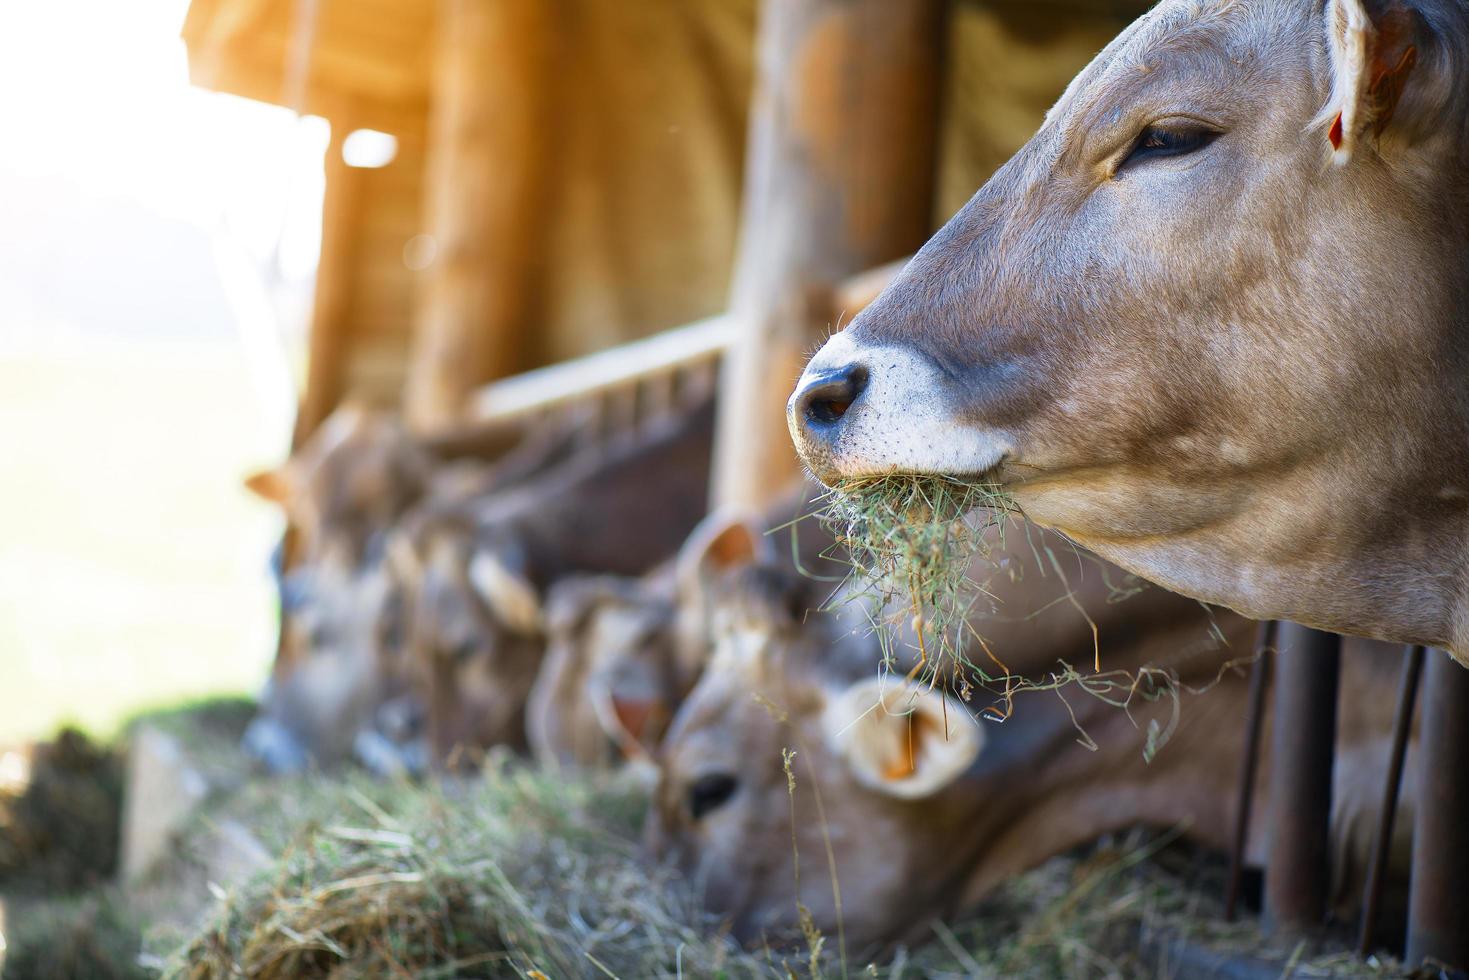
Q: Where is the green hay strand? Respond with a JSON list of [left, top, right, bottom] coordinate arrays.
[[809, 476, 1257, 756], [814, 474, 1017, 687]]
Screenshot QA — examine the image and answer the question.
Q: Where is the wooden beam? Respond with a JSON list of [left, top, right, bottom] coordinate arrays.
[[294, 114, 365, 447], [404, 0, 553, 431], [712, 0, 948, 509], [444, 261, 900, 435], [469, 315, 735, 422]]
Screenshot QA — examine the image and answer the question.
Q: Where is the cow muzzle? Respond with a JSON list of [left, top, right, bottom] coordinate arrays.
[[787, 331, 1013, 487]]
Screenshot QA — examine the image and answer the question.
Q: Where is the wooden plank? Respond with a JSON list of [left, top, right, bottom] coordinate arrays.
[[293, 115, 365, 447], [469, 315, 735, 421], [452, 260, 899, 431], [712, 0, 948, 509], [181, 0, 434, 129], [404, 0, 554, 430]]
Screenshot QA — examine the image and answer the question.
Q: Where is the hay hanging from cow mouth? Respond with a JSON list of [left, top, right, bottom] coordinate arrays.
[[815, 473, 1018, 688], [808, 475, 1253, 759]]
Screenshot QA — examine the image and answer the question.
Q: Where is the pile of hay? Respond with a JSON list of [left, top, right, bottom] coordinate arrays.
[[164, 762, 748, 979], [160, 760, 1399, 979], [0, 704, 1399, 979], [1, 893, 150, 980], [816, 475, 1015, 682], [0, 728, 123, 894]]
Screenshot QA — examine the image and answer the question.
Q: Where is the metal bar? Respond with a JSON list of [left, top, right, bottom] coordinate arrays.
[[1357, 644, 1424, 956], [1405, 649, 1469, 969], [1225, 621, 1276, 921], [1263, 624, 1341, 935]]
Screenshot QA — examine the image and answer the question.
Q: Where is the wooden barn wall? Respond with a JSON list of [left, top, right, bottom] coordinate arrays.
[[938, 1, 1143, 222], [338, 118, 428, 408], [185, 0, 1149, 419], [530, 0, 758, 368], [182, 0, 433, 132]]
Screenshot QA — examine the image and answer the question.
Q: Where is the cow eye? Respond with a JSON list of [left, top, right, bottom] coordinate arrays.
[[688, 773, 739, 820], [1119, 122, 1220, 170]]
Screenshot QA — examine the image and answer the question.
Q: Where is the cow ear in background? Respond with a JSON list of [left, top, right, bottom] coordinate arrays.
[[545, 577, 621, 641], [244, 466, 291, 505], [1321, 0, 1422, 164], [824, 678, 983, 799], [384, 529, 424, 586], [590, 675, 668, 761], [675, 508, 774, 599], [468, 550, 544, 635]]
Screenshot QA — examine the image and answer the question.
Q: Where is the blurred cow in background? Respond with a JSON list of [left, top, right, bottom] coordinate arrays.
[[646, 522, 1417, 950], [387, 402, 716, 767], [241, 403, 585, 772], [527, 511, 771, 771], [526, 488, 849, 772]]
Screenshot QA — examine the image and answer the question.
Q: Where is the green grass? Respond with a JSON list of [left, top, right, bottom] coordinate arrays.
[[0, 345, 281, 744]]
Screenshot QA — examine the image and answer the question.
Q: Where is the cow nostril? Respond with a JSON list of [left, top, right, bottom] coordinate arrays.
[[799, 366, 868, 427], [812, 397, 851, 422], [688, 772, 739, 820]]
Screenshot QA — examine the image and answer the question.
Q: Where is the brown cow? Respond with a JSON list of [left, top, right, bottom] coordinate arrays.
[[787, 0, 1469, 656], [525, 486, 852, 771], [526, 509, 781, 770], [245, 405, 435, 577], [648, 525, 1416, 949], [242, 563, 407, 772], [242, 406, 586, 772], [390, 402, 717, 765]]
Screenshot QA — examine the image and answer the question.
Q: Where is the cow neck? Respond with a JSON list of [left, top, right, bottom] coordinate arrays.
[[932, 657, 1245, 914]]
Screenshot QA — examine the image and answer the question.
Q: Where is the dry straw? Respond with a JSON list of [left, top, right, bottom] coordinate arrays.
[[809, 475, 1251, 755], [812, 473, 1018, 688]]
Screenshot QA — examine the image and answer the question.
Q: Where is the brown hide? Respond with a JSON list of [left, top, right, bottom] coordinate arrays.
[[648, 524, 1414, 950], [529, 572, 683, 770], [246, 405, 434, 578], [789, 0, 1469, 653], [395, 402, 717, 765], [526, 484, 848, 771], [244, 408, 584, 771]]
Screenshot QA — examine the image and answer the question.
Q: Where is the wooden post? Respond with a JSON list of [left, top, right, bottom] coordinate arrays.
[[405, 0, 553, 431], [712, 0, 948, 509], [294, 112, 365, 447], [1405, 649, 1469, 969], [1263, 623, 1340, 936]]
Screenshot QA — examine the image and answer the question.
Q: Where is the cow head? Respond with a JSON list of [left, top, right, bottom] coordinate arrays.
[[246, 404, 435, 575], [244, 562, 403, 772], [529, 575, 682, 769], [387, 517, 546, 766], [646, 515, 1290, 947], [526, 510, 774, 770], [790, 0, 1469, 650], [644, 523, 1017, 944]]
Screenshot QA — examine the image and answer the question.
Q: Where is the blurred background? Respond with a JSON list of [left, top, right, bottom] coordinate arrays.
[[5, 2, 1442, 979], [0, 0, 320, 743], [0, 0, 1127, 747]]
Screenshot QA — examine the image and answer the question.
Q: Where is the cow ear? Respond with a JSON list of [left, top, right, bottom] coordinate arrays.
[[590, 677, 668, 760], [244, 466, 292, 505], [384, 529, 424, 586], [468, 550, 543, 635], [1322, 0, 1422, 164], [824, 678, 982, 799], [676, 509, 773, 599], [546, 577, 621, 640]]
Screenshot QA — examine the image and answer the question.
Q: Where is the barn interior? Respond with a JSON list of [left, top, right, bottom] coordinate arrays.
[[0, 0, 1454, 977]]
